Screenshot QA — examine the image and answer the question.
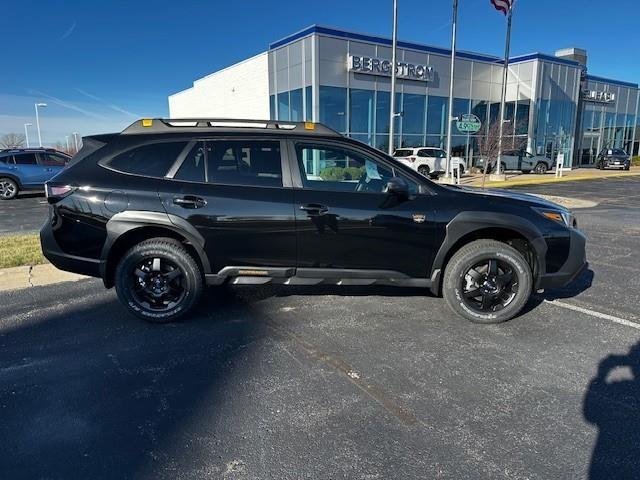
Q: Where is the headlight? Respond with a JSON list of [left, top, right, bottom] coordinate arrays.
[[533, 207, 577, 228]]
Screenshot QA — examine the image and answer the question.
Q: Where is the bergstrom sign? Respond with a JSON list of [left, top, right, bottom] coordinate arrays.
[[348, 55, 434, 82]]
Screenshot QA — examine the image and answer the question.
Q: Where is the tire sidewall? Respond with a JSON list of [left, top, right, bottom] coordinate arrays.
[[418, 165, 430, 176], [115, 241, 202, 323], [443, 242, 532, 324]]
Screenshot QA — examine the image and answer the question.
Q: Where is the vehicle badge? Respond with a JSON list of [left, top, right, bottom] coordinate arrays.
[[412, 213, 426, 224]]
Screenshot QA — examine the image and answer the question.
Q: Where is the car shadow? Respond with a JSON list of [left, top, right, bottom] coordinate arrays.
[[519, 268, 595, 316], [0, 288, 270, 478], [583, 341, 640, 478]]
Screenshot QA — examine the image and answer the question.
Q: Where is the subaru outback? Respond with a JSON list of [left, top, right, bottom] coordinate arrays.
[[40, 119, 587, 324]]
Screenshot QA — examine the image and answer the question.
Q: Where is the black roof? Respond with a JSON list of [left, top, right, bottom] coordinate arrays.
[[121, 118, 341, 137]]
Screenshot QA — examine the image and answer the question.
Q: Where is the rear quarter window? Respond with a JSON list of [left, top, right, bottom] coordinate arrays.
[[106, 142, 188, 177]]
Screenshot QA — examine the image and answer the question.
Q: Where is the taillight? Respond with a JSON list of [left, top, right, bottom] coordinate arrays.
[[46, 184, 76, 203]]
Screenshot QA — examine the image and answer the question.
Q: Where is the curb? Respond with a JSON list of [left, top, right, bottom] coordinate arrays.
[[0, 263, 87, 292], [477, 171, 640, 188]]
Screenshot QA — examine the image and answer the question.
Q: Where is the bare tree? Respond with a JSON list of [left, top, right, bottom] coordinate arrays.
[[476, 120, 527, 187], [0, 133, 26, 149]]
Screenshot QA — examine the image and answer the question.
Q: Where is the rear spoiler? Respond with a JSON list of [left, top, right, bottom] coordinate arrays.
[[66, 134, 115, 167]]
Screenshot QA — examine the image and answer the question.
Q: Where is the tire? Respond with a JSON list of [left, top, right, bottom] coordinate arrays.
[[115, 237, 203, 323], [417, 165, 430, 177], [596, 161, 603, 170], [456, 165, 465, 175], [533, 162, 548, 174], [624, 163, 630, 171], [0, 178, 18, 200], [442, 239, 532, 324]]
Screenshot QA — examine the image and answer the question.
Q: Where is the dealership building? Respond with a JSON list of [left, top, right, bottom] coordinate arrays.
[[168, 25, 639, 168]]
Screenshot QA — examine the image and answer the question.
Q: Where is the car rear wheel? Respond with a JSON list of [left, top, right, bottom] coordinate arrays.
[[0, 178, 18, 200], [418, 165, 430, 177], [115, 237, 203, 323], [533, 162, 548, 174], [442, 239, 532, 324]]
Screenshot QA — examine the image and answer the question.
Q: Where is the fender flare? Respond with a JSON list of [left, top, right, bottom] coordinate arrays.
[[100, 210, 211, 284], [429, 211, 547, 294]]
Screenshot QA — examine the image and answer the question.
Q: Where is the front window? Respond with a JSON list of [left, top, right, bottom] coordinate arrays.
[[39, 153, 67, 167], [296, 143, 418, 194]]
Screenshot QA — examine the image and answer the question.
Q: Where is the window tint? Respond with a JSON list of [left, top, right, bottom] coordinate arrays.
[[40, 153, 67, 167], [393, 149, 413, 157], [0, 155, 13, 164], [14, 153, 37, 165], [174, 142, 206, 182], [206, 140, 282, 187], [108, 142, 187, 177], [297, 144, 403, 194]]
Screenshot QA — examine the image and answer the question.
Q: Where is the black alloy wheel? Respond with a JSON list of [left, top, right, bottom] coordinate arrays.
[[418, 165, 430, 176], [460, 259, 517, 314], [131, 257, 186, 312]]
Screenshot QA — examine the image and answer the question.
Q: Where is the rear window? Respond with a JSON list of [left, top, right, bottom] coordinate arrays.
[[14, 153, 38, 165], [206, 140, 282, 188], [393, 149, 413, 157], [107, 142, 188, 177]]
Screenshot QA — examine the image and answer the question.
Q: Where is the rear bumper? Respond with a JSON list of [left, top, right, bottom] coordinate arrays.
[[536, 228, 587, 289], [40, 217, 102, 278]]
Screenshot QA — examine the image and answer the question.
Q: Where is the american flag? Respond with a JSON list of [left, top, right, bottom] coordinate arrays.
[[491, 0, 512, 15]]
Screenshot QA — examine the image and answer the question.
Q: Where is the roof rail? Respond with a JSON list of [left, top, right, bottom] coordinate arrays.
[[122, 118, 341, 136]]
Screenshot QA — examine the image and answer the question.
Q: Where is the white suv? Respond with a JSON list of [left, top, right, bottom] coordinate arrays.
[[392, 147, 466, 177]]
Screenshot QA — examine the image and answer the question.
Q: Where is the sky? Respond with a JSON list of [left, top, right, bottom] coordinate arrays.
[[1, 0, 638, 146]]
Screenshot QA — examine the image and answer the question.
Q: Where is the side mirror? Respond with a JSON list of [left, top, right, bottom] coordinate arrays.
[[386, 177, 409, 198]]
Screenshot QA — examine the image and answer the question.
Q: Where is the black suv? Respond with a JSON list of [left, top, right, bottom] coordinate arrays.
[[596, 148, 631, 170], [40, 119, 587, 324]]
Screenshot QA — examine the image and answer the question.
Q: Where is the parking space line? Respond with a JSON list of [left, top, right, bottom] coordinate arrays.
[[543, 299, 640, 330]]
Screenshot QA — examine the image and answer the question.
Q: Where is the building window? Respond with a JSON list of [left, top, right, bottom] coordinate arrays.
[[269, 95, 276, 120], [426, 95, 448, 137], [278, 92, 290, 121], [375, 91, 401, 135], [290, 89, 303, 122], [319, 86, 346, 133], [515, 100, 530, 135], [402, 94, 426, 135], [349, 89, 375, 136]]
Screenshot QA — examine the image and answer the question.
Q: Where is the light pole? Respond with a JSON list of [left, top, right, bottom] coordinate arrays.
[[65, 136, 70, 152], [73, 132, 80, 152], [387, 0, 399, 156], [34, 103, 47, 147], [24, 123, 32, 148], [444, 0, 458, 180]]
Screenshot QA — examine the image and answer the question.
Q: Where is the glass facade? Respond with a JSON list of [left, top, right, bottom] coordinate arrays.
[[268, 28, 639, 168]]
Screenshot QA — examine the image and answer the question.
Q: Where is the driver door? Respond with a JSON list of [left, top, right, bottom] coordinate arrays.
[[290, 141, 436, 278]]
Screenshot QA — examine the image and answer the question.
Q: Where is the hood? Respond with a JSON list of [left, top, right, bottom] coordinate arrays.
[[442, 184, 566, 210]]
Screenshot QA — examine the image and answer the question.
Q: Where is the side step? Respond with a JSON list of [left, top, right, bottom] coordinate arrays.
[[205, 267, 430, 288]]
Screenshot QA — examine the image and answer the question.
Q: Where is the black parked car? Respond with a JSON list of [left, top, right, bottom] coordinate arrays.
[[596, 148, 631, 170], [41, 119, 587, 324]]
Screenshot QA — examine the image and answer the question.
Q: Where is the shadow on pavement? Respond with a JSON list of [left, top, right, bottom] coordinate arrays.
[[519, 268, 594, 316], [0, 289, 269, 478], [583, 342, 640, 479]]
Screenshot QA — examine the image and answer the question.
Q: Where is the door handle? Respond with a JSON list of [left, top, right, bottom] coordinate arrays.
[[173, 196, 207, 209], [300, 203, 329, 215]]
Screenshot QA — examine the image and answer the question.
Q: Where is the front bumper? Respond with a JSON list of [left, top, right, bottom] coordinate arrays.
[[536, 228, 588, 289], [40, 216, 102, 278]]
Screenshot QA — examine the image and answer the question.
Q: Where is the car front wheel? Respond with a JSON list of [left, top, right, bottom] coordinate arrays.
[[442, 239, 532, 324], [0, 178, 18, 200], [115, 237, 203, 323]]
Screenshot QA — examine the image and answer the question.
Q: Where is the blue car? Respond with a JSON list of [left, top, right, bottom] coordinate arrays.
[[0, 148, 70, 200]]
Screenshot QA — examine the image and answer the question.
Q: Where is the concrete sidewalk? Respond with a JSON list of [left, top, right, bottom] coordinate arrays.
[[447, 166, 640, 188], [0, 263, 86, 291]]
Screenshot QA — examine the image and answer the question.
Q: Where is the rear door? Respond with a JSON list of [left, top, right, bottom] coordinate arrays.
[[12, 153, 43, 186], [290, 140, 437, 278], [38, 153, 68, 181], [160, 138, 296, 273]]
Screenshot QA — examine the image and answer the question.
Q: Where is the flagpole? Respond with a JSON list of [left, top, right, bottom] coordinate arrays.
[[495, 5, 513, 179], [388, 0, 398, 156], [444, 0, 458, 179]]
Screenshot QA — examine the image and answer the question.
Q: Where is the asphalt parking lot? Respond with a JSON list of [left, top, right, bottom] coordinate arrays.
[[1, 176, 640, 479], [0, 193, 48, 234]]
